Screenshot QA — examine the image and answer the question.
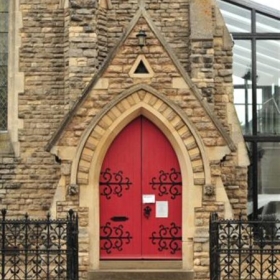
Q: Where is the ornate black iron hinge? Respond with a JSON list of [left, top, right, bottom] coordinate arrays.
[[149, 223, 182, 254], [149, 168, 182, 199], [100, 168, 132, 199], [100, 222, 133, 254]]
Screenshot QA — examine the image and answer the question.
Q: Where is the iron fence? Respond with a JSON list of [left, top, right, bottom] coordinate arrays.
[[210, 212, 280, 280], [0, 209, 78, 280]]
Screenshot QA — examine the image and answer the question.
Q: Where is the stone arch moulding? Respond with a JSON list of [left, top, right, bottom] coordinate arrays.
[[72, 84, 210, 185], [73, 84, 211, 270]]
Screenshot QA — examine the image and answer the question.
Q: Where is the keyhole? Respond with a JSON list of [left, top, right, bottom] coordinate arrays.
[[144, 206, 152, 218]]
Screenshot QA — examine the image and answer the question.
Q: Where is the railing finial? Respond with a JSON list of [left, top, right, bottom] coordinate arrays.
[[1, 209, 7, 219]]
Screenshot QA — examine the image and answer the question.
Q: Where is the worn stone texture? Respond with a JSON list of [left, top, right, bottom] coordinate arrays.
[[0, 0, 248, 279]]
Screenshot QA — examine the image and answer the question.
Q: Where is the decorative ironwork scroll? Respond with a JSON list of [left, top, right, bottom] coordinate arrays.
[[0, 209, 78, 280], [210, 213, 280, 280], [100, 168, 132, 199], [100, 222, 132, 254], [149, 222, 181, 254], [149, 168, 182, 199]]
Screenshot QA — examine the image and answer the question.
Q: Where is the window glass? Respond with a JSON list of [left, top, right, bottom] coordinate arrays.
[[217, 0, 251, 32], [0, 1, 8, 12], [0, 0, 8, 130], [256, 13, 280, 33], [257, 142, 280, 218], [0, 13, 8, 32], [247, 142, 280, 217], [219, 1, 280, 218], [256, 40, 280, 135], [233, 40, 253, 135]]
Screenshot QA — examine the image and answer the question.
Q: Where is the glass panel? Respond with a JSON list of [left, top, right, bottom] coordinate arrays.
[[0, 0, 9, 12], [0, 67, 7, 86], [0, 86, 7, 130], [256, 40, 280, 135], [258, 142, 280, 219], [0, 87, 7, 102], [0, 53, 8, 66], [216, 0, 251, 32], [256, 13, 280, 33], [0, 14, 9, 32], [0, 33, 8, 52], [233, 40, 253, 135]]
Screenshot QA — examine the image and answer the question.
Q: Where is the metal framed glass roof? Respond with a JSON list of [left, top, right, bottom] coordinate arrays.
[[217, 0, 280, 87]]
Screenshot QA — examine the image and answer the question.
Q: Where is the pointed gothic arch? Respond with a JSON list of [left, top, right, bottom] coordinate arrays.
[[71, 84, 211, 269], [72, 84, 210, 186]]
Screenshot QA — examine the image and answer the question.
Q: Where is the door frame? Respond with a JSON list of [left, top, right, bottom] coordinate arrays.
[[99, 116, 183, 260], [74, 86, 211, 271]]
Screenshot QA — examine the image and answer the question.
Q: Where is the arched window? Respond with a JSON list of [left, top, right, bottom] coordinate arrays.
[[0, 1, 23, 156], [0, 0, 8, 130]]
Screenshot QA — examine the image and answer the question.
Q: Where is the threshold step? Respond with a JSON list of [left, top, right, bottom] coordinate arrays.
[[88, 270, 193, 280]]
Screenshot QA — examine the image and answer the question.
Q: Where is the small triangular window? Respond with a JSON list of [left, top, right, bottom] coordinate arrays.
[[129, 55, 154, 78], [135, 60, 149, 74]]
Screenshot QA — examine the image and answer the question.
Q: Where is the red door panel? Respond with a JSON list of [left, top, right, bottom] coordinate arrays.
[[99, 118, 142, 259], [99, 116, 182, 259], [141, 117, 182, 259]]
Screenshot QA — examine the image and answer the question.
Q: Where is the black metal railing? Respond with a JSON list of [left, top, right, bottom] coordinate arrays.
[[0, 209, 78, 280], [210, 212, 280, 280]]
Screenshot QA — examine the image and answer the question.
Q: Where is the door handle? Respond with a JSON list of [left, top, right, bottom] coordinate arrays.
[[144, 206, 152, 218]]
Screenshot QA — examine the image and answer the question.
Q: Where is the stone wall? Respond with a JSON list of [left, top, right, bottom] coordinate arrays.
[[106, 0, 190, 68], [0, 153, 18, 210], [0, 0, 65, 216], [67, 0, 98, 108]]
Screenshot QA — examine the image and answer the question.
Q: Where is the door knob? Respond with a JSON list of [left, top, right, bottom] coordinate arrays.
[[144, 206, 152, 218]]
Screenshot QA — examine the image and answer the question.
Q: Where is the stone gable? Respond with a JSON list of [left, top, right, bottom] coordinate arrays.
[[50, 12, 233, 153]]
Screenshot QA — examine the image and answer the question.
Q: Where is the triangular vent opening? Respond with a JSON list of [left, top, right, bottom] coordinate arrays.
[[134, 60, 149, 74], [129, 55, 155, 78]]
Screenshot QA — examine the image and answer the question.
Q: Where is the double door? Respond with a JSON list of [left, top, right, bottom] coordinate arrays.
[[99, 116, 182, 259]]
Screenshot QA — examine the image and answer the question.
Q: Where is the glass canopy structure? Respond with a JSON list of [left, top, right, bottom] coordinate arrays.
[[217, 0, 280, 218]]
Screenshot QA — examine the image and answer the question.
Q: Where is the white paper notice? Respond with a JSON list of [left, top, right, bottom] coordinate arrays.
[[156, 201, 168, 218], [142, 194, 155, 204]]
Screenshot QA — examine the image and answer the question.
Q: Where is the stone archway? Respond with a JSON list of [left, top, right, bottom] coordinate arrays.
[[72, 84, 210, 270]]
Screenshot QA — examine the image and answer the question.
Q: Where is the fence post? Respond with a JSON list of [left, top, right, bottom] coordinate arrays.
[[209, 212, 219, 280], [1, 209, 6, 280], [67, 209, 79, 280], [24, 212, 29, 279]]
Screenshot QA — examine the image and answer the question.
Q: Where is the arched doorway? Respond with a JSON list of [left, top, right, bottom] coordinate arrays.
[[99, 116, 182, 260]]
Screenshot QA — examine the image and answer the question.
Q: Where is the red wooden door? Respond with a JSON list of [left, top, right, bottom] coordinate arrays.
[[99, 116, 182, 259]]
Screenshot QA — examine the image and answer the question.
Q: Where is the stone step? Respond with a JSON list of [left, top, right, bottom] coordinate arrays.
[[88, 270, 193, 280], [99, 260, 182, 270]]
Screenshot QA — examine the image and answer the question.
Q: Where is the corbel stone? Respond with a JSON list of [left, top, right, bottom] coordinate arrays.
[[68, 184, 79, 196], [204, 184, 215, 196]]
